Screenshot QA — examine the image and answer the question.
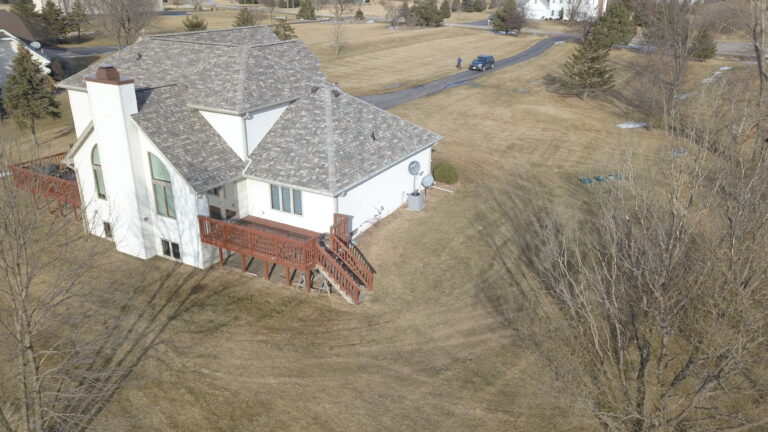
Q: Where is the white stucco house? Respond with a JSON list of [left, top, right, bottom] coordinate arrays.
[[20, 26, 441, 303], [524, 0, 607, 20], [0, 29, 50, 89]]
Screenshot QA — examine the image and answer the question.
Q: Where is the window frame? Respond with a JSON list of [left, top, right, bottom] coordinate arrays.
[[103, 221, 113, 239], [149, 153, 176, 219], [269, 184, 303, 216], [160, 239, 181, 260], [92, 145, 106, 200]]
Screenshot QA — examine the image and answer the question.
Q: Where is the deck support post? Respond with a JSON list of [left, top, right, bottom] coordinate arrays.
[[285, 266, 291, 285], [264, 260, 270, 280], [305, 269, 312, 293], [241, 255, 246, 272], [218, 248, 223, 266]]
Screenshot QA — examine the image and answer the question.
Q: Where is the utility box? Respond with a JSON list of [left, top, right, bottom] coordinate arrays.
[[407, 192, 425, 211]]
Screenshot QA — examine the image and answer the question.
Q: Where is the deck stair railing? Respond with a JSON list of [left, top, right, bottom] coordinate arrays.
[[10, 152, 81, 212]]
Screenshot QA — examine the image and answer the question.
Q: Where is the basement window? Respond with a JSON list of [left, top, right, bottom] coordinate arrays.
[[270, 184, 303, 215], [161, 239, 181, 260], [103, 222, 113, 239]]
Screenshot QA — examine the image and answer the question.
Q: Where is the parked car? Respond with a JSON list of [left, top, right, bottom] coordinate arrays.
[[469, 55, 495, 71]]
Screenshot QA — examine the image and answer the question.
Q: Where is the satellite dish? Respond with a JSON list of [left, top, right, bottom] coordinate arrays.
[[408, 161, 421, 175], [421, 174, 435, 188], [30, 41, 41, 50]]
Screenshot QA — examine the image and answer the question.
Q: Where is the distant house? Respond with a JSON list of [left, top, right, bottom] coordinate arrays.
[[524, 0, 607, 20], [0, 10, 45, 44], [0, 29, 51, 89], [10, 26, 441, 304]]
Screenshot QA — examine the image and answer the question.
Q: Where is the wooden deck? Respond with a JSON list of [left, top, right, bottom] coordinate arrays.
[[10, 153, 81, 214]]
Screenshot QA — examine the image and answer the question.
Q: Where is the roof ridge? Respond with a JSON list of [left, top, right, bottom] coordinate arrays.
[[145, 37, 240, 48], [148, 24, 272, 39]]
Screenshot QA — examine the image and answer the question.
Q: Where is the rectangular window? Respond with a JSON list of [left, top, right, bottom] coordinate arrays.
[[161, 239, 180, 260], [103, 222, 112, 239], [269, 184, 303, 216], [270, 184, 280, 210], [149, 153, 175, 219], [94, 169, 106, 199]]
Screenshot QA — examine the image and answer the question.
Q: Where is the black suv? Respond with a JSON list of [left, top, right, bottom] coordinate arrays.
[[469, 55, 495, 71]]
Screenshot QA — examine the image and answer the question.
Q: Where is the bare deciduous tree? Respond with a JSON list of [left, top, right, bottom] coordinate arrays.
[[330, 0, 354, 55], [380, 0, 401, 27], [87, 0, 157, 48]]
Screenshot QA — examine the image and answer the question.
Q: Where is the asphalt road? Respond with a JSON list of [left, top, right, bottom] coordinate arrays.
[[360, 33, 577, 110], [43, 45, 117, 59]]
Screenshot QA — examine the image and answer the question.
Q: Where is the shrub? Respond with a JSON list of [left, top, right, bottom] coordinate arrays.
[[461, 0, 473, 12], [278, 0, 287, 7], [473, 0, 486, 12], [183, 14, 208, 31], [439, 0, 451, 18], [412, 0, 443, 27], [433, 161, 458, 184], [355, 8, 365, 21], [588, 2, 635, 50], [691, 26, 717, 60], [273, 19, 297, 40]]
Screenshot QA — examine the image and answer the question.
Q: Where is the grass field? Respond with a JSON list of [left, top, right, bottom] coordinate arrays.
[[0, 21, 744, 431], [294, 24, 543, 94]]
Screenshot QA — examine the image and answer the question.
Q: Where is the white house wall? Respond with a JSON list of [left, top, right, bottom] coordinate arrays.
[[71, 136, 113, 239], [67, 89, 92, 137], [199, 110, 246, 159], [245, 179, 336, 234], [338, 147, 432, 235], [136, 127, 217, 269], [244, 103, 288, 155]]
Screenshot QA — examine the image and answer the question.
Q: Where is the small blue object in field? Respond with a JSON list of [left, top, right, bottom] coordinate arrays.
[[579, 177, 593, 184], [594, 176, 607, 182], [608, 174, 623, 180]]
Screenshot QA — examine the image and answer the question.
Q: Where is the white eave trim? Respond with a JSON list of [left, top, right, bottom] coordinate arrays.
[[62, 121, 94, 166]]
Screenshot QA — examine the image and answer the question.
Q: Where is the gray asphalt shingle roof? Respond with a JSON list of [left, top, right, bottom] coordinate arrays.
[[59, 26, 441, 196], [246, 83, 442, 194], [133, 85, 246, 192]]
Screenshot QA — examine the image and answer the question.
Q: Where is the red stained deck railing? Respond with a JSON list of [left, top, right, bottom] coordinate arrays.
[[328, 233, 375, 291], [198, 215, 317, 271], [10, 153, 81, 209]]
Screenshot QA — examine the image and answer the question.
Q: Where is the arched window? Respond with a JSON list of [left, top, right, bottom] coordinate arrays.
[[92, 146, 106, 199], [149, 153, 175, 218]]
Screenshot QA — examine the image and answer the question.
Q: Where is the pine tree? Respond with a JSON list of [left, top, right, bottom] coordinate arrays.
[[233, 7, 256, 26], [473, 0, 486, 12], [439, 0, 451, 18], [691, 26, 717, 60], [399, 1, 410, 24], [492, 0, 525, 35], [461, 0, 473, 12], [296, 0, 316, 20], [451, 0, 460, 12], [412, 0, 443, 27], [589, 2, 635, 50], [41, 0, 66, 39], [10, 0, 38, 20], [183, 14, 208, 31], [562, 38, 615, 99], [273, 19, 297, 40], [67, 0, 88, 43], [355, 8, 365, 21], [3, 43, 60, 146]]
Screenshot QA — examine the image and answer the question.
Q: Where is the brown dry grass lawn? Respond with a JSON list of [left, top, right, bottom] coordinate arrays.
[[0, 27, 744, 431], [295, 24, 543, 94]]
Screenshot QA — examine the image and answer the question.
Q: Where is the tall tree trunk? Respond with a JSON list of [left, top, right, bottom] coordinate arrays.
[[29, 120, 38, 147]]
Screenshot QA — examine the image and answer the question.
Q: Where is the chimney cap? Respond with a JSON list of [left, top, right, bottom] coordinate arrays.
[[86, 64, 134, 85]]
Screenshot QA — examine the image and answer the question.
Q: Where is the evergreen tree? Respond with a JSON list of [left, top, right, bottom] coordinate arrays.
[[439, 0, 451, 18], [473, 0, 486, 12], [296, 0, 316, 20], [41, 0, 67, 39], [3, 43, 60, 146], [562, 38, 615, 99], [355, 8, 365, 21], [492, 0, 525, 35], [67, 0, 88, 43], [589, 1, 635, 50], [399, 1, 410, 24], [183, 14, 208, 31], [461, 0, 473, 12], [451, 0, 460, 12], [273, 19, 297, 39], [233, 7, 256, 26], [412, 0, 443, 27], [691, 26, 717, 60], [10, 0, 38, 20], [278, 0, 287, 7]]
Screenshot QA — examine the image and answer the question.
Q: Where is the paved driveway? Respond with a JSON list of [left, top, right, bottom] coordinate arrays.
[[360, 33, 577, 110]]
